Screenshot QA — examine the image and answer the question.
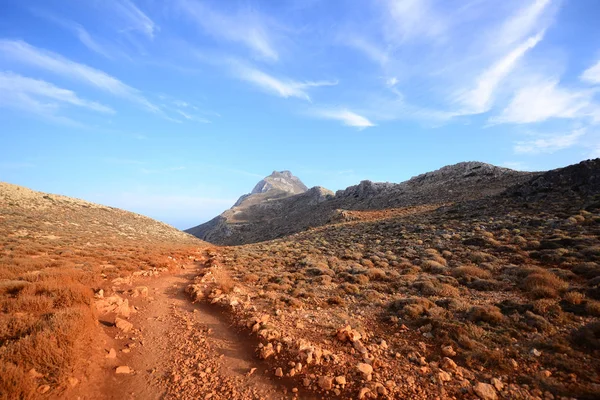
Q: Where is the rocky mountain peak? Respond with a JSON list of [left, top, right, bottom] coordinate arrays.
[[250, 170, 308, 195]]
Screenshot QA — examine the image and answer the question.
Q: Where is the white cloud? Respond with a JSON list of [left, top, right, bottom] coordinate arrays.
[[233, 63, 337, 101], [177, 0, 279, 61], [0, 71, 114, 124], [110, 0, 157, 39], [491, 79, 599, 124], [514, 128, 585, 154], [0, 40, 159, 113], [383, 0, 447, 43], [30, 9, 113, 59], [456, 32, 544, 114], [312, 108, 375, 129], [581, 59, 600, 85], [494, 0, 552, 48]]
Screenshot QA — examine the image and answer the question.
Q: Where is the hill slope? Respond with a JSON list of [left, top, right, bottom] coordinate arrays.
[[187, 162, 536, 245], [0, 182, 205, 398]]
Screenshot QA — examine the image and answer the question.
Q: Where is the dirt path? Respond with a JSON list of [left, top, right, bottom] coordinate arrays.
[[72, 263, 297, 400]]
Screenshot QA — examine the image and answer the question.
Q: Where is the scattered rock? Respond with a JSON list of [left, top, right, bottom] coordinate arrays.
[[115, 317, 133, 333], [106, 348, 117, 359], [115, 366, 132, 374], [318, 376, 334, 390], [357, 362, 373, 380], [37, 385, 50, 394], [473, 382, 498, 400]]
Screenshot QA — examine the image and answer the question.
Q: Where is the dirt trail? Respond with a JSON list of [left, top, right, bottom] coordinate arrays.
[[72, 263, 295, 400]]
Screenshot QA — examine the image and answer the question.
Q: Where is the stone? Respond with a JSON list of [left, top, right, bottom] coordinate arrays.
[[491, 377, 504, 391], [37, 385, 50, 394], [106, 348, 117, 359], [115, 366, 132, 374], [441, 345, 456, 357], [357, 363, 373, 380], [358, 387, 371, 399], [68, 377, 79, 387], [473, 382, 498, 400], [28, 368, 43, 379], [335, 376, 347, 385], [318, 376, 334, 390], [437, 370, 452, 382], [259, 343, 275, 359], [275, 367, 283, 377], [531, 348, 542, 357], [115, 317, 133, 333], [441, 357, 457, 371]]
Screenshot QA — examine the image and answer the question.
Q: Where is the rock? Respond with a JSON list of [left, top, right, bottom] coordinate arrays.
[[318, 376, 334, 390], [115, 366, 132, 374], [531, 348, 542, 357], [132, 286, 149, 298], [336, 325, 362, 342], [106, 348, 117, 359], [357, 363, 373, 380], [335, 376, 347, 385], [259, 343, 275, 359], [437, 370, 452, 382], [473, 382, 498, 400], [358, 387, 371, 399], [115, 317, 133, 333], [353, 340, 368, 354], [68, 377, 79, 387], [441, 345, 456, 357], [37, 385, 50, 394], [275, 367, 283, 377], [441, 357, 457, 371], [28, 368, 43, 379], [491, 377, 504, 391]]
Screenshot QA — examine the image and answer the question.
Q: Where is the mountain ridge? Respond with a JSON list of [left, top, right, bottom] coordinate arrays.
[[186, 161, 536, 245]]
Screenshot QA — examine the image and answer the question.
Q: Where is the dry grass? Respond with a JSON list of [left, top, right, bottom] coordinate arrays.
[[0, 182, 205, 396]]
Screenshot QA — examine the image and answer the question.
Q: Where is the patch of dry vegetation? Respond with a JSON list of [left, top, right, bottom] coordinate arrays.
[[0, 182, 204, 398], [193, 196, 600, 398]]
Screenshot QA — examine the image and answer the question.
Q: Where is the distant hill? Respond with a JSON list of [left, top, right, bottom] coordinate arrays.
[[186, 162, 536, 245]]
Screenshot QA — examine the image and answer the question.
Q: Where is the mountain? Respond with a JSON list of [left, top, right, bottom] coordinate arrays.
[[186, 162, 536, 245]]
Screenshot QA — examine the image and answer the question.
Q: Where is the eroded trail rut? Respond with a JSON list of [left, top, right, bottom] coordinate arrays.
[[79, 264, 295, 400]]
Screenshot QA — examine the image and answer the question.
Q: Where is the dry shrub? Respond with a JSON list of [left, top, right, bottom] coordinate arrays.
[[469, 251, 494, 263], [522, 271, 569, 299], [563, 291, 585, 305], [243, 273, 260, 284], [0, 362, 34, 400], [585, 300, 600, 317], [366, 268, 387, 281], [390, 297, 435, 319], [468, 305, 504, 325], [414, 280, 460, 297], [212, 268, 235, 294], [421, 260, 447, 274], [452, 266, 492, 280]]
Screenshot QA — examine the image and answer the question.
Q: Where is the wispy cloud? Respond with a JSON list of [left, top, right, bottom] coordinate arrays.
[[501, 161, 530, 171], [30, 9, 113, 59], [0, 39, 159, 113], [312, 107, 375, 129], [581, 58, 600, 85], [109, 0, 157, 39], [233, 63, 337, 101], [494, 0, 553, 48], [491, 79, 599, 124], [514, 128, 586, 154], [382, 0, 447, 43], [0, 71, 114, 124], [455, 32, 545, 114], [177, 0, 279, 61]]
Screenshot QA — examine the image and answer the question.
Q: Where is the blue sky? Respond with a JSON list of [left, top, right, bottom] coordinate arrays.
[[1, 0, 600, 229]]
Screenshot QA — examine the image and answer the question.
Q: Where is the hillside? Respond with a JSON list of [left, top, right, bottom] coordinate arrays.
[[0, 182, 206, 398], [191, 158, 600, 399], [187, 162, 536, 245]]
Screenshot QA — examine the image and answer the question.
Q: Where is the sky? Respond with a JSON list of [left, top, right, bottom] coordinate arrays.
[[1, 0, 600, 229]]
